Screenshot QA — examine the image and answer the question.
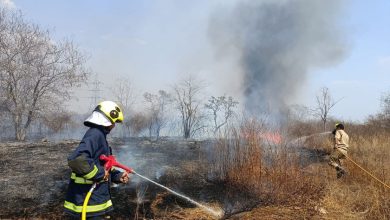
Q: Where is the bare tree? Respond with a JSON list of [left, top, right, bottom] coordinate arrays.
[[313, 87, 341, 131], [111, 77, 136, 111], [0, 9, 88, 140], [173, 76, 206, 139], [381, 92, 390, 118], [205, 95, 238, 134], [378, 91, 390, 128], [144, 90, 172, 140], [128, 112, 149, 137], [111, 78, 136, 137], [42, 110, 74, 134], [287, 104, 310, 122]]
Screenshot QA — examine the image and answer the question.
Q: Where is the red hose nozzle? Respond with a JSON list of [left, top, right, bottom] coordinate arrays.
[[99, 154, 133, 173]]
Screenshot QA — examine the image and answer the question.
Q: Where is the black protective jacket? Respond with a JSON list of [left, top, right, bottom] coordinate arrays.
[[64, 125, 122, 218]]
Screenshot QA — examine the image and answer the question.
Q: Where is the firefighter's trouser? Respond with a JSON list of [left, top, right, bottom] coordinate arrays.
[[329, 147, 347, 168]]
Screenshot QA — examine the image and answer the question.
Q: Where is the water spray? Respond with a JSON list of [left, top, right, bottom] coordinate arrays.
[[80, 155, 223, 219], [132, 170, 223, 218], [288, 131, 331, 146]]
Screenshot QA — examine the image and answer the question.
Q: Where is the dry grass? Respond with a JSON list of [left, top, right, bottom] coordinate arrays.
[[231, 205, 316, 220], [320, 182, 388, 220], [1, 120, 387, 219], [150, 192, 221, 220], [206, 118, 389, 219], [300, 123, 390, 220], [209, 119, 326, 217]]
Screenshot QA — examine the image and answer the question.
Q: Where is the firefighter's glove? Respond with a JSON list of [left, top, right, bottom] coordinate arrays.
[[119, 172, 129, 184]]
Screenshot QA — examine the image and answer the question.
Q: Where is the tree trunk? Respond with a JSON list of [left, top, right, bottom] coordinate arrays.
[[323, 119, 327, 132], [184, 129, 190, 139], [156, 126, 161, 141], [15, 126, 27, 141], [149, 124, 153, 139], [13, 113, 29, 141]]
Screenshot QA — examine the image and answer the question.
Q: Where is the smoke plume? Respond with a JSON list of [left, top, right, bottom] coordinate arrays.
[[209, 0, 347, 121]]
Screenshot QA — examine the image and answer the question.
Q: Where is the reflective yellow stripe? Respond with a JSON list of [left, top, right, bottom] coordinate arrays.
[[64, 200, 112, 213], [71, 173, 93, 184], [83, 165, 98, 179]]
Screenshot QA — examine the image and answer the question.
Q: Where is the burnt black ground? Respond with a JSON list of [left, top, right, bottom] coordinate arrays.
[[0, 137, 329, 219], [0, 138, 227, 219], [0, 141, 73, 219]]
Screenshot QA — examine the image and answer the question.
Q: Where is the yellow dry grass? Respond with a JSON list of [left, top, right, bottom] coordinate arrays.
[[216, 120, 389, 219], [232, 205, 315, 220], [150, 120, 389, 219], [303, 123, 390, 220]]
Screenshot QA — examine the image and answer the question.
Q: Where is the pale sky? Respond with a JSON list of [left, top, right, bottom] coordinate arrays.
[[4, 0, 390, 121]]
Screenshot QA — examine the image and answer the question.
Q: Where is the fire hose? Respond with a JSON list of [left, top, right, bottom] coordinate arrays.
[[81, 154, 222, 220], [81, 155, 133, 220], [336, 148, 390, 190]]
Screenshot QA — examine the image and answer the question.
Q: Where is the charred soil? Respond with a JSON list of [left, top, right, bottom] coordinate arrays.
[[0, 139, 226, 219], [1, 133, 388, 220]]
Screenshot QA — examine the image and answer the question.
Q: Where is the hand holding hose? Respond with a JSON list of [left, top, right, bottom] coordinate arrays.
[[100, 154, 133, 182], [119, 172, 129, 184], [100, 154, 133, 173], [82, 155, 133, 220], [103, 169, 129, 183]]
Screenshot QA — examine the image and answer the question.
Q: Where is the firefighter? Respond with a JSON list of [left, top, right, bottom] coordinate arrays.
[[64, 101, 129, 219], [329, 123, 349, 178]]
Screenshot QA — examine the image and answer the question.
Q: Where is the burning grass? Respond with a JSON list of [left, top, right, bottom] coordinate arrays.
[[0, 120, 388, 219], [208, 119, 326, 218], [208, 118, 389, 219]]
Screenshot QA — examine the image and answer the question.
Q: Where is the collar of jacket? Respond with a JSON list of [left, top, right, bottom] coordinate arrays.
[[86, 123, 111, 136]]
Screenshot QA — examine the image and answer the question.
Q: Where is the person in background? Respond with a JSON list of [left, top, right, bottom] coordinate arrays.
[[329, 123, 350, 178], [64, 101, 130, 219]]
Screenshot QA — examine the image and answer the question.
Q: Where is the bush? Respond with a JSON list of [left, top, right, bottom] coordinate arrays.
[[209, 118, 325, 211]]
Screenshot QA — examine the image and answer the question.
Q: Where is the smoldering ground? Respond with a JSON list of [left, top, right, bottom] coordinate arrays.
[[0, 139, 240, 219], [209, 0, 348, 121], [0, 137, 295, 219]]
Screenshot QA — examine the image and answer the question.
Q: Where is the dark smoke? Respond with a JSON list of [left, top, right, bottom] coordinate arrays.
[[209, 0, 347, 121]]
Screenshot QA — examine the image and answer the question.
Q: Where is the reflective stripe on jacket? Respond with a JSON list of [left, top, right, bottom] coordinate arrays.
[[64, 126, 122, 218]]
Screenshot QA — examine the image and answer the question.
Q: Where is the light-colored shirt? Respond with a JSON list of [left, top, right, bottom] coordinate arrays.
[[334, 129, 349, 150]]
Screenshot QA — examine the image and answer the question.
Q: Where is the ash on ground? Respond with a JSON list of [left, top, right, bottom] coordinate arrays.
[[0, 138, 243, 219]]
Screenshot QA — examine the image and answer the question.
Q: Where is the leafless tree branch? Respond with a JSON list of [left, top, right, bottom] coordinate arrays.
[[0, 9, 89, 140]]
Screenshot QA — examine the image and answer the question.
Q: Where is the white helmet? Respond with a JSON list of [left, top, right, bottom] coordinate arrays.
[[84, 111, 112, 127], [84, 101, 124, 127]]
